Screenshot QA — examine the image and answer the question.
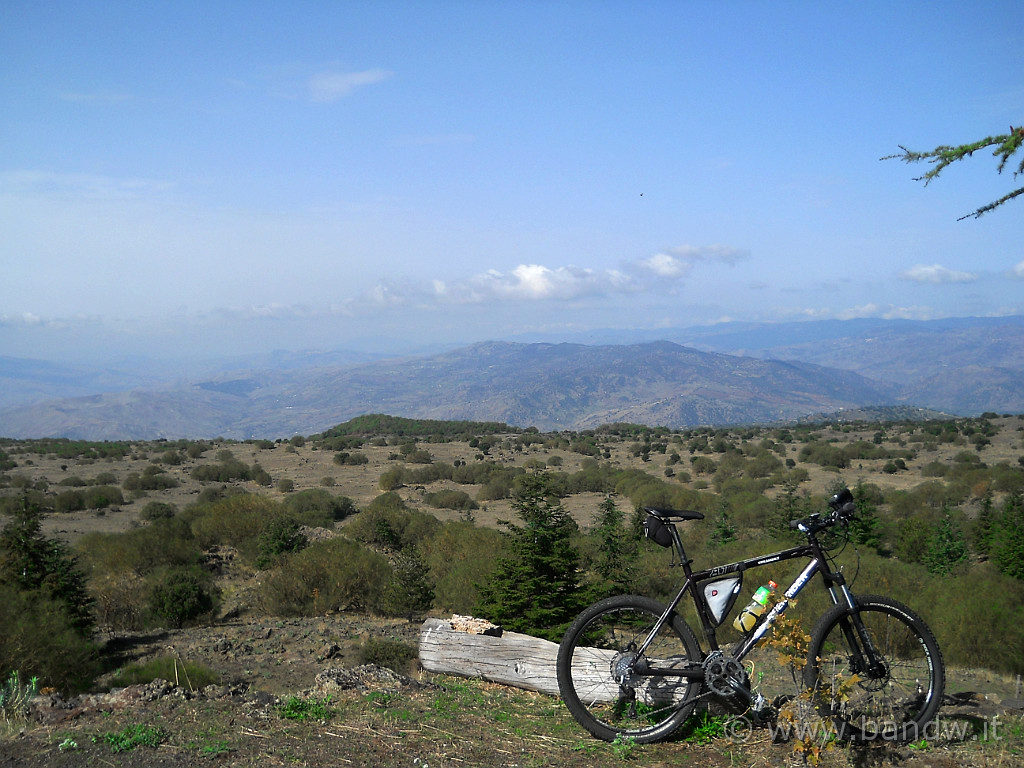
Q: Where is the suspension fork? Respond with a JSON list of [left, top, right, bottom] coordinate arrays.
[[821, 562, 887, 678], [835, 600, 887, 679]]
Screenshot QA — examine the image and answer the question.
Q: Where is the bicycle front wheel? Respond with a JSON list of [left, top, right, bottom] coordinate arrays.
[[804, 595, 945, 742], [556, 595, 702, 743]]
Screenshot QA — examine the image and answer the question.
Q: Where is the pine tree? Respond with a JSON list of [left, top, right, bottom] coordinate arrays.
[[922, 508, 969, 576], [849, 481, 883, 554], [710, 499, 736, 547], [382, 546, 435, 622], [0, 496, 94, 634], [992, 491, 1024, 581], [766, 480, 806, 540], [589, 495, 635, 599], [973, 490, 997, 557], [473, 473, 583, 640]]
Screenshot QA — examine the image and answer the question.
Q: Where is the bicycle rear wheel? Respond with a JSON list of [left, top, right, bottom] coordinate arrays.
[[556, 595, 702, 743], [803, 595, 944, 742]]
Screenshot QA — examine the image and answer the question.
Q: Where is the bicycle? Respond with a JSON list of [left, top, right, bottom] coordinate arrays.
[[555, 488, 945, 744]]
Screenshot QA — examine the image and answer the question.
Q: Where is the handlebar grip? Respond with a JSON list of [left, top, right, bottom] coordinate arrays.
[[829, 488, 854, 511]]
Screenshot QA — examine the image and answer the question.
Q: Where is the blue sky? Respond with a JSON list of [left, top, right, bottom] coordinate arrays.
[[2, 1, 1022, 363]]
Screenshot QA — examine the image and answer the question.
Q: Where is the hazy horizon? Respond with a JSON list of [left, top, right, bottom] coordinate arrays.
[[4, 2, 1023, 366]]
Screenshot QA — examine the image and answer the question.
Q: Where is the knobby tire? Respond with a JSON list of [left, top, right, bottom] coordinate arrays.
[[556, 595, 702, 743], [803, 594, 945, 743]]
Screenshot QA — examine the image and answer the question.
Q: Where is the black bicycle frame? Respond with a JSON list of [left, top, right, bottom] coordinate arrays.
[[636, 524, 858, 671]]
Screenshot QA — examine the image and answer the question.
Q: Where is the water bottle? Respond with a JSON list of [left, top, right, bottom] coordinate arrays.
[[732, 580, 777, 632]]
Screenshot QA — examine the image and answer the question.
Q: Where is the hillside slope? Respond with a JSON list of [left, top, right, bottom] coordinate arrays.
[[0, 341, 894, 439]]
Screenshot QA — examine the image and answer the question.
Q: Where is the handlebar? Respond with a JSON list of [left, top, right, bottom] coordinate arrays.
[[789, 488, 856, 534]]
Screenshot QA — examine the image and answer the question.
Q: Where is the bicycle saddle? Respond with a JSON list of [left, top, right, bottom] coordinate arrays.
[[644, 507, 705, 521]]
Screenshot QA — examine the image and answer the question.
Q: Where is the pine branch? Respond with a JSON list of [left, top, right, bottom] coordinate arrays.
[[958, 183, 1024, 220], [882, 126, 1024, 217]]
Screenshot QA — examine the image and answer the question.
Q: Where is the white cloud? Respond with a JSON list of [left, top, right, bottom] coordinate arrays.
[[898, 264, 978, 284], [639, 253, 692, 279], [634, 244, 749, 280], [308, 69, 392, 102], [338, 248, 749, 315], [1010, 260, 1024, 279], [469, 264, 629, 301]]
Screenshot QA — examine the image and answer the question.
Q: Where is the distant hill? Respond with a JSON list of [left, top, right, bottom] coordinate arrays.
[[0, 340, 893, 440], [2, 316, 1022, 440]]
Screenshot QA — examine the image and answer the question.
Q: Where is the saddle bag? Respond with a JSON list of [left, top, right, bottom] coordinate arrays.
[[643, 513, 674, 548]]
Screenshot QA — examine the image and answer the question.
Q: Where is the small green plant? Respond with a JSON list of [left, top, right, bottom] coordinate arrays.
[[279, 695, 334, 721], [0, 671, 38, 721], [679, 710, 729, 744], [94, 723, 166, 753], [57, 737, 78, 752], [610, 733, 637, 759]]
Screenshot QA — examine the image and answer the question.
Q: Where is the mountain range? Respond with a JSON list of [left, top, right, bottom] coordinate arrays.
[[1, 315, 1022, 440]]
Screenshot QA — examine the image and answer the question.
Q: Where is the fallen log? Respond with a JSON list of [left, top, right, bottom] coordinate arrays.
[[419, 616, 694, 706], [418, 617, 562, 696]]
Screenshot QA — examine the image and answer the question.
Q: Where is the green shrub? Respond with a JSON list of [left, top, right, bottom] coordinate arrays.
[[191, 454, 251, 482], [425, 489, 478, 511], [255, 516, 308, 569], [334, 451, 369, 466], [160, 449, 183, 465], [108, 655, 221, 691], [123, 468, 178, 491], [84, 485, 124, 509], [347, 493, 441, 551], [186, 493, 280, 555], [421, 521, 504, 614], [359, 638, 416, 673], [148, 566, 219, 628], [140, 501, 177, 521], [279, 695, 333, 721], [78, 517, 199, 578], [0, 585, 99, 693], [251, 463, 273, 486], [284, 488, 356, 522], [259, 538, 391, 616], [54, 489, 86, 513], [378, 466, 405, 491]]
